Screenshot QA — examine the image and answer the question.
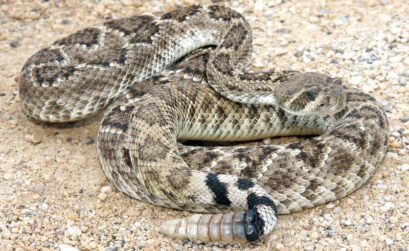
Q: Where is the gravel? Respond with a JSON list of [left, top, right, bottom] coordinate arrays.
[[0, 0, 408, 250], [401, 116, 409, 123]]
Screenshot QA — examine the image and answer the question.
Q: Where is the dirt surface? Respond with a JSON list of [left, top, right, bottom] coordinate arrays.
[[0, 0, 408, 250]]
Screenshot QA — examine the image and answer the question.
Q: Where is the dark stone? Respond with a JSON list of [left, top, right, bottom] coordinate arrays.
[[10, 41, 19, 48]]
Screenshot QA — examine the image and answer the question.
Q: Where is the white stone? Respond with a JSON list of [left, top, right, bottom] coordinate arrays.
[[343, 51, 355, 60], [381, 202, 395, 212], [66, 226, 82, 237], [263, 9, 275, 16], [366, 216, 373, 224], [280, 39, 289, 46], [2, 228, 11, 239], [310, 16, 319, 23], [59, 244, 79, 251], [389, 55, 402, 63], [350, 76, 363, 85], [41, 203, 49, 210], [254, 0, 264, 11], [400, 164, 409, 171], [3, 173, 12, 180], [385, 238, 394, 245], [101, 185, 112, 193], [387, 71, 399, 80], [389, 27, 401, 35]]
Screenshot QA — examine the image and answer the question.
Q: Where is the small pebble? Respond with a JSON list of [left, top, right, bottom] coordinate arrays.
[[3, 173, 12, 180], [365, 216, 373, 225], [385, 238, 394, 245], [319, 8, 329, 14], [398, 148, 407, 155], [106, 246, 118, 251], [294, 50, 304, 57], [401, 116, 409, 123], [343, 51, 355, 60], [54, 230, 64, 237], [9, 41, 19, 48], [382, 202, 395, 212], [24, 134, 42, 144], [66, 226, 82, 237], [98, 192, 107, 201], [304, 244, 315, 251], [277, 28, 291, 34], [101, 185, 112, 193], [86, 138, 94, 145], [400, 164, 409, 171], [34, 184, 46, 195], [350, 76, 363, 85], [389, 55, 402, 63], [59, 244, 79, 251], [14, 178, 23, 185], [126, 208, 141, 217], [396, 233, 402, 241], [41, 203, 49, 210], [391, 131, 401, 137], [326, 229, 337, 237]]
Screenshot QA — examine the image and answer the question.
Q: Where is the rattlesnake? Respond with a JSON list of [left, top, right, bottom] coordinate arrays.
[[19, 5, 389, 243]]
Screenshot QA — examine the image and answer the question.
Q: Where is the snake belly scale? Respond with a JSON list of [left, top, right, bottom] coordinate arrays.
[[19, 5, 389, 243]]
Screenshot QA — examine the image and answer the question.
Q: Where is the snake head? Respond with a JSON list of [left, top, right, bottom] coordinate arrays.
[[274, 72, 346, 116]]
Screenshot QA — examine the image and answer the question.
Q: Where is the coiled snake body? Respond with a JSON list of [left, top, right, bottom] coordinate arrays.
[[19, 5, 389, 243]]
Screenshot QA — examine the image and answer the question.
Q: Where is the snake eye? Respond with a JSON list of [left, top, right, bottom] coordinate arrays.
[[305, 91, 316, 101]]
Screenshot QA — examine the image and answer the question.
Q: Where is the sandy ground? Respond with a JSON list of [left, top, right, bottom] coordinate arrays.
[[0, 0, 408, 250]]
